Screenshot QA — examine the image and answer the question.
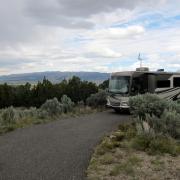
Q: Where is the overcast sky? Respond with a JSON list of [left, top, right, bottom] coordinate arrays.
[[0, 0, 180, 75]]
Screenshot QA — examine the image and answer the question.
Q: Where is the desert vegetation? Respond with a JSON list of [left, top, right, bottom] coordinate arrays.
[[0, 78, 108, 134], [86, 90, 107, 108], [0, 76, 109, 108], [129, 94, 180, 139], [87, 94, 180, 180], [0, 96, 100, 134]]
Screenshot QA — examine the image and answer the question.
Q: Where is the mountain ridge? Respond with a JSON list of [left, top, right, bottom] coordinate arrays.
[[0, 71, 110, 85]]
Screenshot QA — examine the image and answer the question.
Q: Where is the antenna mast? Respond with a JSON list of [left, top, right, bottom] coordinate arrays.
[[138, 53, 143, 67]]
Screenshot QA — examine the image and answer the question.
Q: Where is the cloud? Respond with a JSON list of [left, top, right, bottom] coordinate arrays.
[[86, 25, 145, 40], [85, 47, 122, 59], [27, 0, 167, 17], [25, 0, 167, 28], [0, 0, 36, 45], [0, 0, 180, 75], [0, 0, 168, 45]]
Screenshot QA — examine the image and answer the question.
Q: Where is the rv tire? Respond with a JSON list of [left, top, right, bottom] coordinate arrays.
[[114, 109, 121, 113]]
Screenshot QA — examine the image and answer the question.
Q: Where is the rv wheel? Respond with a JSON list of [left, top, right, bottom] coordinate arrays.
[[114, 109, 121, 113]]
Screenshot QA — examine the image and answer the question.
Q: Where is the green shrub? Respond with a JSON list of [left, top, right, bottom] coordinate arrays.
[[129, 94, 168, 120], [37, 110, 49, 119], [61, 95, 74, 113], [118, 123, 137, 139], [18, 107, 38, 119], [130, 94, 180, 139], [101, 137, 116, 150], [148, 136, 178, 155], [135, 117, 153, 135], [39, 95, 74, 117], [86, 90, 107, 108], [131, 134, 152, 151], [0, 106, 18, 132], [110, 163, 134, 176], [167, 100, 180, 113], [40, 97, 63, 116], [118, 123, 134, 132], [102, 140, 114, 150], [109, 156, 142, 176], [77, 100, 84, 107], [138, 111, 180, 139], [1, 106, 17, 126], [176, 99, 180, 104], [131, 133, 179, 156], [158, 111, 180, 139]]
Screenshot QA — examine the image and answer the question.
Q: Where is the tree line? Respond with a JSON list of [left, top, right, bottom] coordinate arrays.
[[0, 76, 109, 108]]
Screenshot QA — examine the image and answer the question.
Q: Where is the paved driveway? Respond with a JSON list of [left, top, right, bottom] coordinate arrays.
[[0, 110, 130, 180]]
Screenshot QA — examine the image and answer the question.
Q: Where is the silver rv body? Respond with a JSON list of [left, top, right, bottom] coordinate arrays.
[[106, 68, 180, 111]]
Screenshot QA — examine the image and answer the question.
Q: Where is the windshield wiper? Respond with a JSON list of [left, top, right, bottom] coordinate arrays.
[[109, 91, 128, 94]]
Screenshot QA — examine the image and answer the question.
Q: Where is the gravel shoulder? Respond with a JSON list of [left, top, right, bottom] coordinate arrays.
[[0, 110, 129, 180]]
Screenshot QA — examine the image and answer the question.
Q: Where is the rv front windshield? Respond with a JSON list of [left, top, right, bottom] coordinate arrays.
[[109, 76, 130, 94]]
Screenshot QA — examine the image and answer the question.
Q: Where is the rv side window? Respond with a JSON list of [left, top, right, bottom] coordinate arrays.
[[173, 77, 180, 87], [157, 80, 170, 88]]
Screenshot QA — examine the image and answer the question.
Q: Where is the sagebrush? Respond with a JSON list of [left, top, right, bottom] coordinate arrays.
[[86, 90, 107, 108], [129, 94, 180, 139], [0, 95, 76, 133]]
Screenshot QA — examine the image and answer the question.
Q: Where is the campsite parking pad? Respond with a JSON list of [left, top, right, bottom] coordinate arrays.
[[0, 110, 130, 180]]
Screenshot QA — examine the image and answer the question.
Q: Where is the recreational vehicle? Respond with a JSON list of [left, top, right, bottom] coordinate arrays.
[[106, 67, 180, 112]]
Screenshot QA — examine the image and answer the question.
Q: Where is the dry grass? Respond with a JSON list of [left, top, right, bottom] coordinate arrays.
[[87, 127, 180, 180]]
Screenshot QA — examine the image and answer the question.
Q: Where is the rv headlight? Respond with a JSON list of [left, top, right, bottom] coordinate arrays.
[[121, 101, 128, 106]]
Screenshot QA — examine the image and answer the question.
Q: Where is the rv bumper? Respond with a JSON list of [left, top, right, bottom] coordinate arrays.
[[106, 104, 130, 109], [106, 99, 130, 109]]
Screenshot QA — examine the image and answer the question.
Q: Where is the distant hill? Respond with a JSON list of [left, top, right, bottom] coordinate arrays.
[[0, 71, 110, 85]]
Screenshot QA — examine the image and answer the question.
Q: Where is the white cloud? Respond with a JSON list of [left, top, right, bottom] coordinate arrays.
[[89, 9, 136, 28], [86, 25, 145, 40], [85, 45, 122, 59], [0, 0, 180, 75]]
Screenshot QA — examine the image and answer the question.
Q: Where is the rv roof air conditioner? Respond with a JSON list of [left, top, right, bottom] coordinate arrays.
[[136, 67, 149, 72]]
